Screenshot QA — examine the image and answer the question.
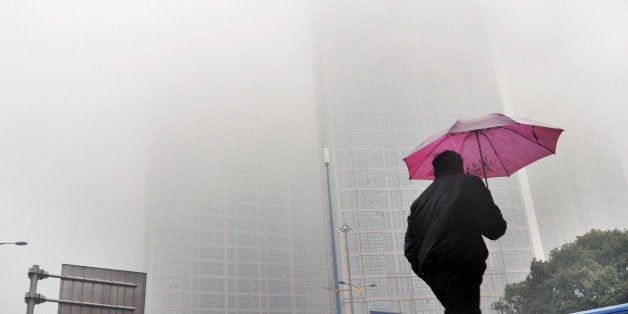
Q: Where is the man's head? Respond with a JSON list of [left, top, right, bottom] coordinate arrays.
[[432, 150, 464, 177]]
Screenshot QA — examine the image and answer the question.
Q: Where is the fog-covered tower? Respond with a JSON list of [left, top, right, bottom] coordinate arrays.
[[143, 2, 332, 310], [311, 1, 540, 313]]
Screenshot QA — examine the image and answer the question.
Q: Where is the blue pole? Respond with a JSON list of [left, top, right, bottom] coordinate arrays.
[[324, 146, 342, 314]]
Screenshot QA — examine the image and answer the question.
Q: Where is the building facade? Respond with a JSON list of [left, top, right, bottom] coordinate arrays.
[[312, 1, 541, 313], [142, 1, 334, 309], [521, 131, 628, 255], [143, 1, 555, 313], [144, 103, 333, 313]]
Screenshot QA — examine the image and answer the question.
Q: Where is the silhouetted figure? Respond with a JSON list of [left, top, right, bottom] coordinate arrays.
[[404, 150, 507, 313]]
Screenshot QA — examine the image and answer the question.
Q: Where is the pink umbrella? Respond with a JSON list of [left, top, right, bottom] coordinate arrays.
[[403, 113, 563, 186]]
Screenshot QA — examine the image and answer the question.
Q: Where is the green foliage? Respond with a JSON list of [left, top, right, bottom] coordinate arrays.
[[492, 229, 628, 313]]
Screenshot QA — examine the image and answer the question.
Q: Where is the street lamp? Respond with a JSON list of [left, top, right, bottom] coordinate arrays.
[[337, 224, 355, 313], [0, 241, 28, 246], [339, 281, 377, 288], [338, 281, 377, 293], [339, 281, 377, 312]]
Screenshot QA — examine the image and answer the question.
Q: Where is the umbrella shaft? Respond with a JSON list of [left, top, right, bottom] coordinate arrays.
[[474, 131, 489, 188]]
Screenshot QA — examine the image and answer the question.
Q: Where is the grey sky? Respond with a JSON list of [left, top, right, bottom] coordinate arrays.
[[1, 1, 312, 313], [1, 2, 150, 312], [1, 1, 626, 313], [481, 0, 628, 179]]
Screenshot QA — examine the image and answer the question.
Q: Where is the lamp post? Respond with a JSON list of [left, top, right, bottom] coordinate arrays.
[[339, 281, 377, 291], [337, 224, 354, 314], [339, 281, 377, 312], [324, 146, 342, 314], [0, 241, 28, 246]]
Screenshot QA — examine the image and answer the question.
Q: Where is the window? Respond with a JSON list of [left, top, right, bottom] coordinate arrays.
[[345, 94, 375, 111], [486, 252, 503, 270], [386, 255, 397, 273], [499, 230, 530, 249], [384, 233, 394, 251], [379, 191, 389, 208], [341, 191, 355, 208], [502, 208, 526, 226], [164, 293, 187, 308], [362, 255, 386, 274], [265, 250, 290, 264], [345, 77, 373, 93], [351, 150, 374, 167], [350, 132, 373, 149], [355, 190, 379, 209], [236, 248, 258, 262], [236, 264, 256, 278], [154, 260, 189, 276], [347, 112, 378, 129], [506, 272, 528, 284], [357, 211, 382, 230], [337, 171, 353, 188], [198, 246, 224, 261], [360, 232, 384, 252], [502, 250, 532, 269], [353, 170, 385, 188]]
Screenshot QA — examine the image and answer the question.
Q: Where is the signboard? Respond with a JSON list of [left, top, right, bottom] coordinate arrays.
[[58, 264, 147, 313]]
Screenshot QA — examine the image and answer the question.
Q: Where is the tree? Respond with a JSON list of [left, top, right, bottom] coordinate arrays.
[[492, 229, 628, 313]]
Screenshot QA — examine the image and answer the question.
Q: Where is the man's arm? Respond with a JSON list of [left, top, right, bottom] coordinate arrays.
[[404, 222, 423, 275], [469, 176, 507, 240], [404, 215, 418, 266], [404, 199, 422, 274]]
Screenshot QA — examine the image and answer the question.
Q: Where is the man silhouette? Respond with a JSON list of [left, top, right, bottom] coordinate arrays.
[[404, 150, 507, 313]]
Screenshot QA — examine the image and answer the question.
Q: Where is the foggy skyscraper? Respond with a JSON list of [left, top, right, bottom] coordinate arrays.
[[311, 1, 539, 313], [143, 2, 333, 312], [142, 1, 624, 314], [1, 1, 625, 314], [145, 104, 332, 313]]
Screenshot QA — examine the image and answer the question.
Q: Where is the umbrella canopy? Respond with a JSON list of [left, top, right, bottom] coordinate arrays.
[[403, 113, 563, 182]]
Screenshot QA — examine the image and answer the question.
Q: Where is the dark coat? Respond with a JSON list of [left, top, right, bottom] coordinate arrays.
[[404, 174, 507, 278]]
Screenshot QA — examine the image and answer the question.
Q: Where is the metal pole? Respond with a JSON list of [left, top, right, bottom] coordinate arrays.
[[25, 265, 47, 314], [324, 146, 342, 314], [474, 131, 489, 189], [45, 298, 135, 311], [46, 274, 137, 287], [338, 224, 354, 314]]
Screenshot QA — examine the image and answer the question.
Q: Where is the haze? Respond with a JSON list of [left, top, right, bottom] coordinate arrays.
[[1, 1, 626, 313]]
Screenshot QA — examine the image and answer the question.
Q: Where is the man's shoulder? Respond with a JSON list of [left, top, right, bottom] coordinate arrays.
[[461, 173, 484, 182], [443, 173, 483, 184]]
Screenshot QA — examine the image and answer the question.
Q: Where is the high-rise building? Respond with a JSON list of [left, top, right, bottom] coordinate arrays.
[[144, 102, 333, 313], [142, 2, 334, 310], [312, 1, 541, 313], [143, 1, 561, 313]]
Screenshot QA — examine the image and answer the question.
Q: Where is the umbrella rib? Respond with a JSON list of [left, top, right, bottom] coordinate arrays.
[[479, 130, 510, 177], [460, 131, 474, 151], [459, 131, 476, 175], [408, 134, 454, 179], [501, 126, 556, 154]]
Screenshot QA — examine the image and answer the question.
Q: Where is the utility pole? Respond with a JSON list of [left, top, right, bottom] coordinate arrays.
[[324, 146, 342, 314]]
